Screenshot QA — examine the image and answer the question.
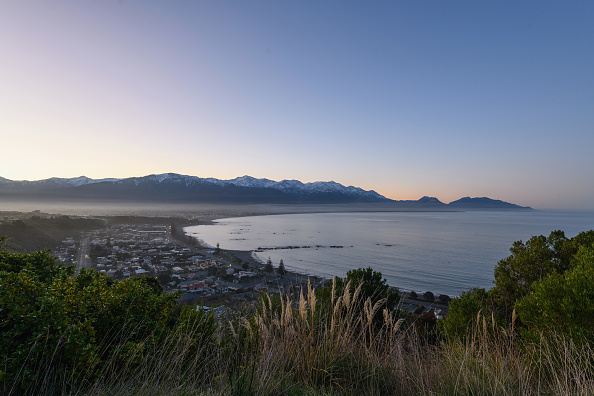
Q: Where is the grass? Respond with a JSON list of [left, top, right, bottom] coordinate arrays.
[[4, 281, 594, 395]]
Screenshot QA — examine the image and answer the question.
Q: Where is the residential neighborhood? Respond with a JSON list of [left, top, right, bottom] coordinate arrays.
[[50, 220, 330, 312]]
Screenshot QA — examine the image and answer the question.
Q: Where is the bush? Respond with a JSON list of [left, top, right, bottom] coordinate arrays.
[[445, 230, 594, 337], [491, 230, 594, 321], [3, 239, 594, 395], [0, 246, 186, 393], [516, 244, 594, 344], [441, 288, 492, 339]]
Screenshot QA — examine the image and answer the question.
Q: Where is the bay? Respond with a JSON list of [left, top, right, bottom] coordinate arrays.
[[184, 210, 594, 296]]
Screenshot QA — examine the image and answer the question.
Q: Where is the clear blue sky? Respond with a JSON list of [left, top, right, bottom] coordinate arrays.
[[1, 1, 593, 210]]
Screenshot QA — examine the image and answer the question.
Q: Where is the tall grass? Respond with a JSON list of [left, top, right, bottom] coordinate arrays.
[[5, 282, 594, 395]]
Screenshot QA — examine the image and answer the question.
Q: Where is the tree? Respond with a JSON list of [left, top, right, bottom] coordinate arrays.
[[422, 291, 435, 301], [338, 267, 400, 310], [440, 288, 492, 339], [516, 244, 594, 344], [264, 257, 273, 273], [315, 267, 402, 333], [438, 294, 452, 304], [277, 259, 287, 276], [207, 265, 219, 277], [442, 230, 594, 337], [491, 230, 594, 320], [415, 312, 439, 345], [157, 271, 172, 285], [242, 261, 250, 270], [492, 232, 563, 315]]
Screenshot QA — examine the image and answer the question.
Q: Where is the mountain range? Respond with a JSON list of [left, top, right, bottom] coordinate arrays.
[[0, 173, 532, 209]]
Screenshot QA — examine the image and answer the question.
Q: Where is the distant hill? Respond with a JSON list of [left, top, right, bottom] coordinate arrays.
[[447, 197, 532, 210], [0, 174, 533, 209]]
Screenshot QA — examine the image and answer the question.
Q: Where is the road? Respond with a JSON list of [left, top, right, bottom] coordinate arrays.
[[400, 298, 449, 314], [76, 235, 92, 274]]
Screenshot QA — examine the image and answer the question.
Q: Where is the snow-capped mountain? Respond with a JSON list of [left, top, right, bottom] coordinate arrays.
[[203, 175, 386, 200], [0, 173, 390, 203], [0, 173, 532, 209], [0, 176, 119, 188]]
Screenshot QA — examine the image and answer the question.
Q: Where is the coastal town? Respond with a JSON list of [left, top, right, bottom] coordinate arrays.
[[48, 217, 449, 318], [1, 210, 449, 318]]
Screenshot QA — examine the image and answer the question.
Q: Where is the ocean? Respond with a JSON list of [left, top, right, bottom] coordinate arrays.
[[184, 210, 594, 296]]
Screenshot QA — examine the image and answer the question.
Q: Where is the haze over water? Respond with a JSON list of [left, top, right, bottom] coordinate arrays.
[[186, 211, 594, 296]]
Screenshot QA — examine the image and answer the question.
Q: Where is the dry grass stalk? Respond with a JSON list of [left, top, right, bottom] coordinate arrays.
[[9, 284, 594, 395]]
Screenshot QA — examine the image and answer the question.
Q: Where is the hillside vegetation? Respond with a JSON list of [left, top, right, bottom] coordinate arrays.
[[0, 215, 104, 253], [1, 231, 593, 395]]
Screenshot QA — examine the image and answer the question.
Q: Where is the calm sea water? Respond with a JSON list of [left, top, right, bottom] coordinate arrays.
[[184, 211, 594, 296]]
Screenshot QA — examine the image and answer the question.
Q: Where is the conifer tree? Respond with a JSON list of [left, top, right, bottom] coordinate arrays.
[[265, 257, 273, 273], [277, 259, 287, 276]]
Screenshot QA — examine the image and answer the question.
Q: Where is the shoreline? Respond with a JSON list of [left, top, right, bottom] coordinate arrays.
[[180, 207, 509, 297], [184, 230, 332, 286], [180, 205, 447, 284], [225, 248, 329, 285], [193, 205, 463, 226]]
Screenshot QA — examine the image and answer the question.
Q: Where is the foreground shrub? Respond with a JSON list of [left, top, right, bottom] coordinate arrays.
[[516, 244, 594, 344], [2, 244, 593, 395], [0, 246, 185, 394]]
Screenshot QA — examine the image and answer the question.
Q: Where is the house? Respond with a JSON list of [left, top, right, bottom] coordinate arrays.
[[160, 258, 175, 266], [236, 271, 255, 279], [212, 285, 229, 294], [179, 280, 213, 293]]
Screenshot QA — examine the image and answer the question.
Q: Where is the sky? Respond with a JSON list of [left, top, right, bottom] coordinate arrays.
[[1, 1, 593, 210]]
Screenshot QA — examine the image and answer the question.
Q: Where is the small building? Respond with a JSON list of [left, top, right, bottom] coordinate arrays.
[[212, 285, 229, 294]]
